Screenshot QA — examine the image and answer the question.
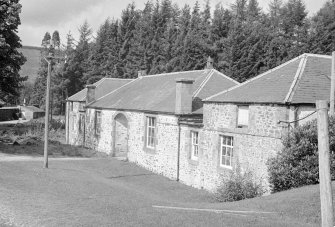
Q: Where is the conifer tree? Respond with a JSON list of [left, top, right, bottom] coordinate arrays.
[[308, 1, 335, 54], [0, 0, 26, 104]]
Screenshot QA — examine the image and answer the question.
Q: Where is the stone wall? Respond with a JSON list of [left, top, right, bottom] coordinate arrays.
[[179, 103, 288, 192], [66, 102, 305, 192], [67, 101, 85, 146], [81, 108, 180, 180]]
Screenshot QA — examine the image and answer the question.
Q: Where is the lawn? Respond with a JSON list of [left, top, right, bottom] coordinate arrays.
[[0, 153, 327, 227]]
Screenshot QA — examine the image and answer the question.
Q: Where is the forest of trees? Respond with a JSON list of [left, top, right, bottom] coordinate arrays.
[[28, 0, 335, 114]]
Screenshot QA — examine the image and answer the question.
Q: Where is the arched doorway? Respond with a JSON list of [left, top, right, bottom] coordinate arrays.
[[113, 113, 129, 157]]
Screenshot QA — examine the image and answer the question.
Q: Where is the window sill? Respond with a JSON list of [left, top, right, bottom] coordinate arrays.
[[143, 146, 156, 154], [237, 125, 248, 128], [188, 158, 199, 166], [217, 165, 233, 173]]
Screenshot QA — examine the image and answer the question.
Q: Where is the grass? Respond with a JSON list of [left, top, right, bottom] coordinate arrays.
[[0, 153, 328, 227], [0, 120, 328, 226], [0, 118, 106, 158]]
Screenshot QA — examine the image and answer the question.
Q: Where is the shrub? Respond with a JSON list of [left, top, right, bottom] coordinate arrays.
[[267, 117, 335, 193], [215, 167, 264, 202]]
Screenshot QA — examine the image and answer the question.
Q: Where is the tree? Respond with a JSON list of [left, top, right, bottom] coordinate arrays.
[[268, 118, 335, 193], [52, 31, 60, 49], [308, 1, 335, 54], [0, 0, 26, 104], [64, 21, 92, 93]]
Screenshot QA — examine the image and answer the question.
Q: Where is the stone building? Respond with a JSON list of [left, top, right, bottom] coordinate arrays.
[[66, 68, 239, 188], [66, 53, 331, 191], [198, 53, 331, 190]]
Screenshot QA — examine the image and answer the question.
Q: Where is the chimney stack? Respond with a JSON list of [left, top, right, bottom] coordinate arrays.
[[206, 56, 214, 69], [138, 70, 146, 78], [86, 84, 96, 105], [175, 78, 194, 115]]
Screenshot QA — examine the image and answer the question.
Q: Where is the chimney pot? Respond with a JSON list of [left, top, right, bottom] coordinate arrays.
[[86, 84, 96, 104], [175, 78, 194, 115], [138, 70, 147, 78], [206, 56, 214, 69]]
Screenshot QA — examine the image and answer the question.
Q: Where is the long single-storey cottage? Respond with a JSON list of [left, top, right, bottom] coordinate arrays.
[[66, 65, 239, 189], [66, 53, 331, 191]]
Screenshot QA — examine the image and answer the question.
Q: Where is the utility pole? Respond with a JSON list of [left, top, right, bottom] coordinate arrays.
[[43, 46, 66, 168], [330, 52, 335, 116], [43, 53, 52, 168], [316, 100, 334, 227]]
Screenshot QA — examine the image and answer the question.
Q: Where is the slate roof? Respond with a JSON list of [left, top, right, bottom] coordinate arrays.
[[89, 69, 238, 114], [67, 78, 133, 102], [205, 54, 332, 105]]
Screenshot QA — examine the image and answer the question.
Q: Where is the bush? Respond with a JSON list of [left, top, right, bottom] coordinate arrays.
[[267, 117, 335, 193], [215, 167, 264, 202]]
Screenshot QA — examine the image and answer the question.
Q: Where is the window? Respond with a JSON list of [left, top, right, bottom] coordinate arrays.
[[79, 102, 84, 111], [146, 116, 156, 148], [237, 106, 249, 128], [95, 111, 101, 135], [191, 131, 199, 161], [71, 116, 75, 131], [220, 135, 233, 167], [79, 113, 84, 133], [69, 102, 73, 112]]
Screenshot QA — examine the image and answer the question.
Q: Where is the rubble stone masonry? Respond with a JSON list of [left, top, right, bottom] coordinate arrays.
[[67, 102, 292, 192], [179, 103, 288, 192]]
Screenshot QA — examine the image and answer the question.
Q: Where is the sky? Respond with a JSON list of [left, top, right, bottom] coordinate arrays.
[[18, 0, 329, 47]]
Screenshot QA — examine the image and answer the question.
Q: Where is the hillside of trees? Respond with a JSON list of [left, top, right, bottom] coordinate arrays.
[[27, 0, 335, 114]]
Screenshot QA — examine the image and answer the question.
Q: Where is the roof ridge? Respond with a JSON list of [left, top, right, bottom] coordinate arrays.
[[305, 53, 332, 59], [193, 69, 214, 97], [212, 69, 239, 85], [203, 54, 306, 102], [94, 78, 107, 87], [87, 77, 139, 107], [284, 56, 308, 103], [104, 78, 134, 81], [143, 69, 205, 78]]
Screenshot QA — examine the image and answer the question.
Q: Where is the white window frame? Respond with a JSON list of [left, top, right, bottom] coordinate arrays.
[[95, 111, 101, 136], [191, 131, 199, 161], [237, 105, 249, 128], [219, 135, 233, 168], [146, 116, 156, 149]]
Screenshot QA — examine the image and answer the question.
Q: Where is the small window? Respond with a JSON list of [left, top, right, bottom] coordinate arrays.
[[79, 113, 84, 133], [146, 116, 156, 149], [237, 106, 249, 128], [191, 131, 199, 161], [79, 102, 84, 111], [70, 102, 73, 112], [95, 111, 101, 135], [220, 135, 233, 167], [71, 116, 75, 131]]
